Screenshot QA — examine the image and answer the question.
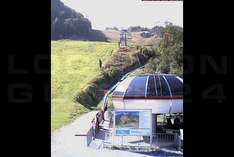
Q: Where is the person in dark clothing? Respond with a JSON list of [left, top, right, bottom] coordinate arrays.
[[166, 117, 173, 129], [173, 117, 181, 130], [98, 59, 102, 69], [96, 114, 100, 129], [91, 118, 96, 140]]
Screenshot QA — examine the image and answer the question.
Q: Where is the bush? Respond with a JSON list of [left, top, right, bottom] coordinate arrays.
[[141, 24, 183, 76]]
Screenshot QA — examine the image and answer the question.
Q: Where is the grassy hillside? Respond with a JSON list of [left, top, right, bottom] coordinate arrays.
[[51, 40, 118, 131], [129, 32, 161, 46], [102, 30, 120, 42]]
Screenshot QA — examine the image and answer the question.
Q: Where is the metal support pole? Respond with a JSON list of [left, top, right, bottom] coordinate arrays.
[[138, 136, 140, 146], [150, 135, 152, 148], [151, 114, 157, 148], [121, 136, 123, 146], [152, 114, 157, 134]]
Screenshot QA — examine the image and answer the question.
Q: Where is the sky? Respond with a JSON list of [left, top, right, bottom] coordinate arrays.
[[61, 0, 183, 30]]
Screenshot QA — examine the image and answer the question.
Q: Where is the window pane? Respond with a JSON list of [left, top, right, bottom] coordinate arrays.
[[155, 75, 162, 96], [160, 75, 170, 96], [147, 76, 156, 96], [165, 75, 183, 96], [125, 76, 147, 96]]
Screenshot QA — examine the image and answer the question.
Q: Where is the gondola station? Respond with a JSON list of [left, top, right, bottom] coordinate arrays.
[[87, 73, 183, 153]]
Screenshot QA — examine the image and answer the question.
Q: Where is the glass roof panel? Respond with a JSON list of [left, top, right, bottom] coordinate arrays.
[[165, 75, 183, 96], [113, 77, 135, 96], [159, 75, 171, 96], [147, 75, 157, 96], [125, 76, 147, 97], [155, 75, 162, 96]]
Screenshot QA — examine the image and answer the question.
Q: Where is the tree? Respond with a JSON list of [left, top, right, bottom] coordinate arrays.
[[143, 23, 183, 77], [51, 0, 92, 40]]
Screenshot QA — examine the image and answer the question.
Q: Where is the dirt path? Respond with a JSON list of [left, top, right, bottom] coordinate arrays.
[[51, 111, 154, 157]]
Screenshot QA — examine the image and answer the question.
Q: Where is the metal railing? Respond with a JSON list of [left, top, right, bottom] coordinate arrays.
[[101, 131, 182, 149], [153, 133, 175, 142]]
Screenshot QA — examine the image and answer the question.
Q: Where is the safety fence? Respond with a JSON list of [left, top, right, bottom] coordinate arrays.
[[101, 131, 182, 150]]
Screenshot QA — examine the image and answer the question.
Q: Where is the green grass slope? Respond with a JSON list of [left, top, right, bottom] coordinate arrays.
[[51, 40, 118, 131]]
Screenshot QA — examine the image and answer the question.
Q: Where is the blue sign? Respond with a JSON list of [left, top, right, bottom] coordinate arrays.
[[114, 110, 152, 136], [115, 129, 130, 135]]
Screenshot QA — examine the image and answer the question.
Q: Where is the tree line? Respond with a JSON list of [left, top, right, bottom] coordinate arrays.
[[51, 0, 92, 40]]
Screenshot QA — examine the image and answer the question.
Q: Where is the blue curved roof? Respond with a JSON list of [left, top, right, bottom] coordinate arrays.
[[113, 74, 183, 98]]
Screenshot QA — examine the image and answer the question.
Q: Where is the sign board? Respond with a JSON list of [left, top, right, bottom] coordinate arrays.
[[113, 109, 152, 136]]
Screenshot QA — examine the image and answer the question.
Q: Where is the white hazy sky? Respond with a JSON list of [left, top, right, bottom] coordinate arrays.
[[61, 0, 183, 30]]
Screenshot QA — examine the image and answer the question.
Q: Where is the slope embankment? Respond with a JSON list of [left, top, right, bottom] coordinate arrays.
[[75, 47, 156, 108]]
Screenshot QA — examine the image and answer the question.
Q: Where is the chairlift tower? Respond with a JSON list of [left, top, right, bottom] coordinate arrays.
[[119, 30, 127, 48]]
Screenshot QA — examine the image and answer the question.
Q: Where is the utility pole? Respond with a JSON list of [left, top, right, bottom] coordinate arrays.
[[124, 32, 127, 47], [119, 30, 127, 48]]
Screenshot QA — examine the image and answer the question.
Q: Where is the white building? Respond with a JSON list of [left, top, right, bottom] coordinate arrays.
[[111, 74, 183, 134]]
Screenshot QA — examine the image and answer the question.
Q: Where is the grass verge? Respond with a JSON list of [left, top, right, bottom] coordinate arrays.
[[51, 40, 118, 131]]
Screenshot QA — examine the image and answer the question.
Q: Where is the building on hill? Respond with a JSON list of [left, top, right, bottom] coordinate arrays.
[[140, 31, 153, 38]]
